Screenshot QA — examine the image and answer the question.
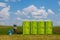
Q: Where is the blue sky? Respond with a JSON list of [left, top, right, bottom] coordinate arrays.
[[0, 0, 60, 26]]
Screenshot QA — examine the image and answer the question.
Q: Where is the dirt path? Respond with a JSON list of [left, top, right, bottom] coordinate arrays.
[[0, 35, 60, 40]]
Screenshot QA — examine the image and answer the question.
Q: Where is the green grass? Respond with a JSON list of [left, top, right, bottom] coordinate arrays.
[[0, 26, 22, 35], [0, 26, 60, 35], [53, 26, 60, 34], [0, 26, 60, 40], [0, 27, 12, 35]]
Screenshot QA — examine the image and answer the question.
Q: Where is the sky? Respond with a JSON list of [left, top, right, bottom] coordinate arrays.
[[0, 0, 60, 26]]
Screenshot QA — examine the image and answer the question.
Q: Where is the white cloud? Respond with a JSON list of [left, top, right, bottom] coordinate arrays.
[[23, 5, 54, 19], [16, 17, 21, 20], [23, 5, 47, 19], [56, 21, 60, 24], [0, 22, 5, 25], [0, 6, 10, 20], [15, 10, 21, 15], [15, 10, 31, 19], [0, 2, 7, 7], [15, 5, 55, 21], [48, 9, 55, 14], [0, 2, 10, 26], [56, 21, 60, 26], [15, 10, 24, 15], [23, 5, 38, 13], [58, 1, 60, 5], [31, 9, 48, 18]]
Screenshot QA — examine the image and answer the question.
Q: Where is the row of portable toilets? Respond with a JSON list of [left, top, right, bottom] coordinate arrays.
[[22, 20, 53, 35]]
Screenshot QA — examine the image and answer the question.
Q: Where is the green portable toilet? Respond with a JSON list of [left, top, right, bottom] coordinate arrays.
[[23, 21, 30, 35], [31, 21, 37, 34], [37, 20, 45, 34], [45, 20, 53, 34]]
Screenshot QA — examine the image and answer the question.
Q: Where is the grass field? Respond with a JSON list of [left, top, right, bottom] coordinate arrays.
[[0, 35, 60, 40], [53, 26, 60, 34], [0, 26, 60, 35], [0, 26, 60, 40], [0, 26, 22, 35]]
